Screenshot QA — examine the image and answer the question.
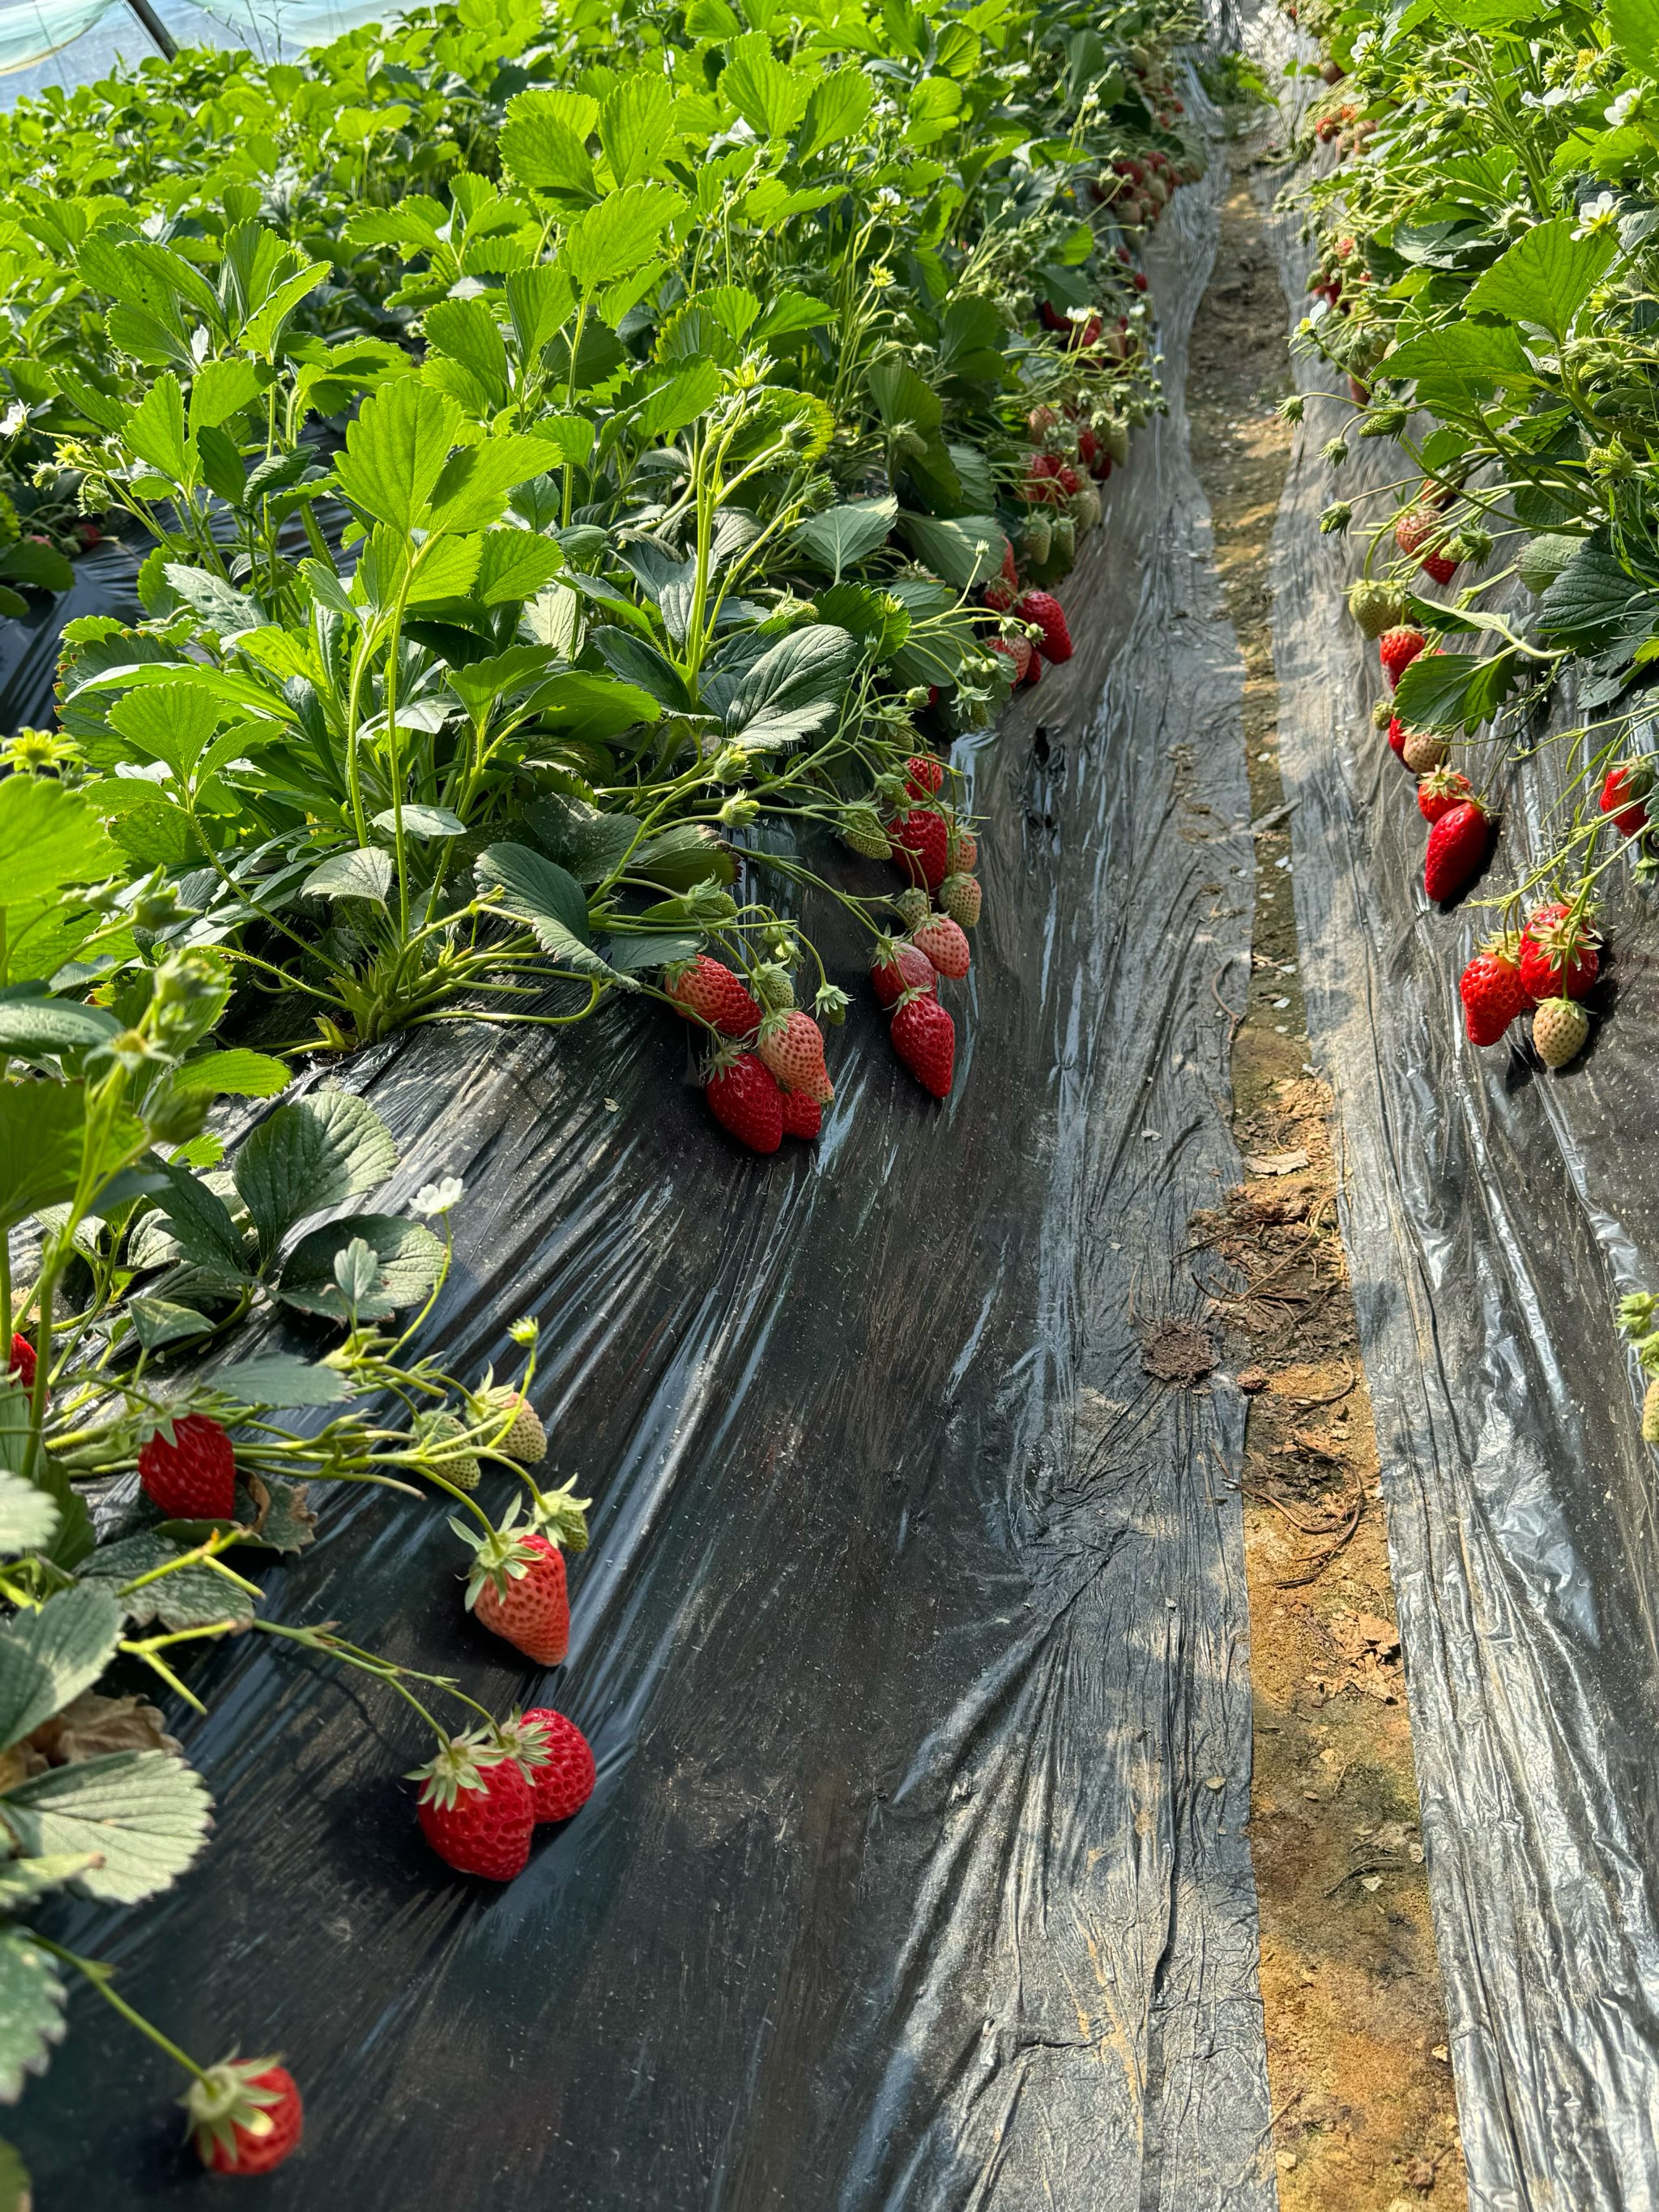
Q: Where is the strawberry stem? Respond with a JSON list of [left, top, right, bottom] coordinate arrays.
[[35, 1941, 210, 2085]]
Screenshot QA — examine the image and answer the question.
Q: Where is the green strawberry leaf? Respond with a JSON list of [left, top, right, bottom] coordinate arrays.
[[0, 1749, 213, 1904]]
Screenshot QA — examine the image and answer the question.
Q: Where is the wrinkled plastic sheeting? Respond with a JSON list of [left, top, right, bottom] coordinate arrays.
[[21, 123, 1279, 2212], [1260, 62, 1659, 2212]]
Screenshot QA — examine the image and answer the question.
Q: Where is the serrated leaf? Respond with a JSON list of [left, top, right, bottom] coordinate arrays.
[[335, 378, 463, 534], [0, 997, 118, 1058], [372, 805, 467, 841], [188, 356, 261, 432], [1463, 218, 1617, 340], [474, 843, 625, 978], [151, 1157, 249, 1281], [0, 1931, 64, 2103], [0, 1853, 100, 1908], [0, 777, 117, 909], [724, 623, 859, 749], [123, 371, 192, 485], [276, 1213, 445, 1321], [232, 1092, 399, 1255], [793, 497, 898, 581], [599, 73, 676, 187], [302, 848, 394, 904], [0, 2137, 27, 2212], [211, 1353, 352, 1408], [0, 541, 73, 594], [0, 1749, 212, 1904], [126, 1296, 214, 1353], [0, 1471, 57, 1558], [561, 183, 684, 294], [172, 1049, 289, 1099], [0, 1586, 124, 1754], [160, 565, 262, 636], [0, 1083, 85, 1235], [897, 511, 1007, 590], [79, 1530, 253, 1629]]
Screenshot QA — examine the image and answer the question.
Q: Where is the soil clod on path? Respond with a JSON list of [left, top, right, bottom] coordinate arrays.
[[1186, 130, 1467, 2210]]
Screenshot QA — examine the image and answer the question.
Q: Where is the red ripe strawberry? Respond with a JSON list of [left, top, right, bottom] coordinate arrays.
[[1418, 767, 1473, 822], [983, 579, 1017, 613], [1459, 934, 1529, 1046], [1024, 453, 1070, 507], [1077, 425, 1104, 476], [139, 1413, 235, 1519], [757, 1009, 833, 1104], [705, 1045, 784, 1153], [1015, 589, 1073, 663], [1423, 798, 1491, 902], [1421, 551, 1458, 587], [891, 806, 949, 890], [890, 989, 956, 1098], [1385, 716, 1410, 759], [514, 1708, 596, 1824], [904, 752, 945, 800], [912, 912, 971, 980], [413, 1734, 535, 1881], [1038, 300, 1069, 334], [779, 1087, 822, 1139], [871, 936, 937, 1009], [7, 1334, 34, 1389], [463, 1510, 572, 1664], [1600, 760, 1653, 837], [1379, 626, 1427, 689], [988, 634, 1032, 681], [1518, 901, 1599, 1000], [1069, 314, 1103, 350], [186, 2060, 304, 2176], [663, 954, 761, 1038]]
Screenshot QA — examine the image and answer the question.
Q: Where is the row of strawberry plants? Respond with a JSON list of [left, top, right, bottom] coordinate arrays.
[[0, 0, 1210, 2191], [1283, 0, 1659, 1076], [5, 0, 1208, 1141]]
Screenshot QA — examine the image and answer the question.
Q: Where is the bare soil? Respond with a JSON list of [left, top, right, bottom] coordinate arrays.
[[1185, 140, 1467, 2210]]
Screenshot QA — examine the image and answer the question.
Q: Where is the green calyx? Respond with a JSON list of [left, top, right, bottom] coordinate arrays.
[[407, 1727, 510, 1808], [183, 2056, 285, 2159]]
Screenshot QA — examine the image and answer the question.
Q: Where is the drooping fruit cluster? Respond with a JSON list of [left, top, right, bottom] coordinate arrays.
[[1457, 901, 1603, 1070], [413, 1702, 598, 1880], [664, 950, 834, 1156]]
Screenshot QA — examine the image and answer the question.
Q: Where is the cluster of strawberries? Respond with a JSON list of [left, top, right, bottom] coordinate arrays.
[[984, 540, 1077, 690], [1092, 142, 1197, 229], [1459, 903, 1606, 1070], [1372, 624, 1653, 1071], [133, 1398, 599, 1902], [1375, 626, 1496, 905], [868, 752, 980, 1100], [667, 953, 834, 1152]]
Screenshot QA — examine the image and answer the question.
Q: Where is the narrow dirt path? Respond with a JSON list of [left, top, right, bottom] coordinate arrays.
[[1185, 134, 1468, 2210]]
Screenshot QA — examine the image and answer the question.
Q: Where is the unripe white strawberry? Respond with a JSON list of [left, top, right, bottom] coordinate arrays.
[[1531, 997, 1589, 1070], [1401, 729, 1448, 774]]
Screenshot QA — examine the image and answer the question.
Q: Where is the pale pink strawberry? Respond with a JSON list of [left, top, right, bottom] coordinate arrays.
[[757, 1009, 833, 1104], [912, 912, 971, 980]]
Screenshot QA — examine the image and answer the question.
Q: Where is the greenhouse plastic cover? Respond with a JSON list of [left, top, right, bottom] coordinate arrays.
[[16, 90, 1290, 2210], [1262, 70, 1659, 2212], [0, 0, 392, 101]]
